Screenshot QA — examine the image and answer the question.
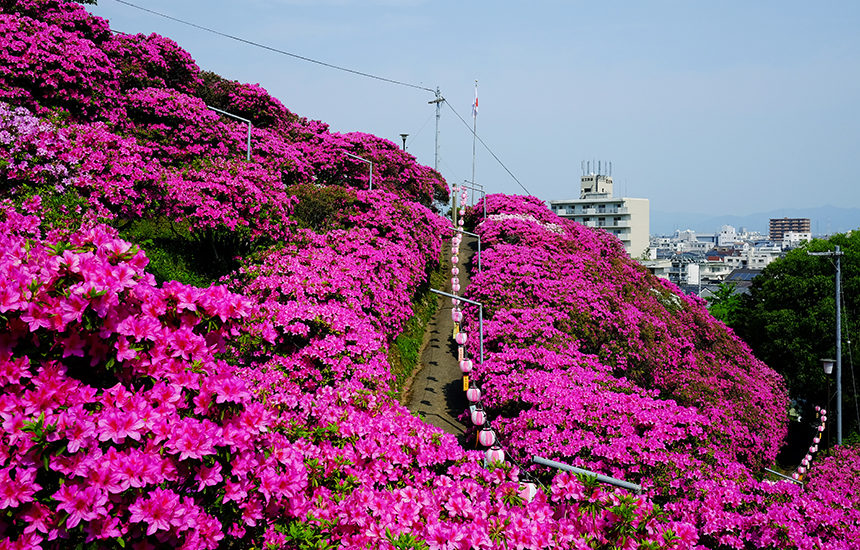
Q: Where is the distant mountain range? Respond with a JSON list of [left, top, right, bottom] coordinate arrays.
[[651, 205, 860, 236]]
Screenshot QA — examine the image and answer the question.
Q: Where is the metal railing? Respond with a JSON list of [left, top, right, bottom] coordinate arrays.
[[532, 455, 642, 494]]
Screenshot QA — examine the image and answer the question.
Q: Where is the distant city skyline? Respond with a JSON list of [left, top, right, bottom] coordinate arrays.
[[86, 1, 860, 215]]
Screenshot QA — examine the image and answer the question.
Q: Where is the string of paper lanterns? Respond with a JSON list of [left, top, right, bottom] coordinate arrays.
[[793, 406, 827, 481], [447, 184, 539, 502]]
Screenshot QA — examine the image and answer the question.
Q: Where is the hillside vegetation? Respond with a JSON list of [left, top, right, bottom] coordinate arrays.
[[0, 1, 858, 549]]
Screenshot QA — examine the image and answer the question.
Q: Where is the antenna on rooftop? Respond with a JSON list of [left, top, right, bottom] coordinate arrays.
[[581, 160, 585, 176]]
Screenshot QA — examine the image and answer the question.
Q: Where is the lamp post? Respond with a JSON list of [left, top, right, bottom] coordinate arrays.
[[808, 246, 843, 445], [400, 133, 408, 151], [343, 152, 373, 190]]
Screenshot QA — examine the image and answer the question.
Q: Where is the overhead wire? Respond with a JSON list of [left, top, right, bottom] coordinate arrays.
[[106, 0, 531, 197], [838, 282, 860, 431], [443, 100, 531, 196], [109, 0, 435, 94]]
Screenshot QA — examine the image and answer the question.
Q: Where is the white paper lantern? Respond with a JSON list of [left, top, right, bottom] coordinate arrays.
[[459, 359, 473, 374], [485, 445, 505, 464], [478, 427, 495, 447], [518, 482, 538, 503], [466, 385, 482, 403], [470, 406, 485, 426], [455, 332, 468, 345]]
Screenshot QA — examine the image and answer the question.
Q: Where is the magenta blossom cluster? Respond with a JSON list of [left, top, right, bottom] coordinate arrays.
[[0, 202, 315, 548], [460, 194, 860, 548]]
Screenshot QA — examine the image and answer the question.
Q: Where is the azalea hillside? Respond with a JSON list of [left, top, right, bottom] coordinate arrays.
[[0, 1, 858, 549]]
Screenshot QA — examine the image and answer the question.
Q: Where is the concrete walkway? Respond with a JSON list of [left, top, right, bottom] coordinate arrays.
[[402, 235, 478, 443]]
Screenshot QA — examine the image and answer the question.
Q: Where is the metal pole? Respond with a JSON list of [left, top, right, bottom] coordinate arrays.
[[471, 80, 477, 192], [451, 227, 481, 273], [343, 152, 373, 191], [808, 246, 845, 445], [764, 467, 803, 485], [206, 105, 252, 161], [836, 245, 842, 445], [461, 181, 487, 220], [430, 289, 483, 364], [428, 87, 443, 172], [532, 455, 642, 494]]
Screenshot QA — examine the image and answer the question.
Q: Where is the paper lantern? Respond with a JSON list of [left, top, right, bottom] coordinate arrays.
[[459, 359, 473, 374], [818, 425, 825, 432], [797, 466, 807, 474], [451, 267, 459, 276], [485, 445, 505, 464], [451, 297, 461, 306], [812, 437, 820, 444], [452, 309, 463, 323], [518, 482, 538, 503], [478, 427, 496, 447], [804, 453, 812, 462], [801, 458, 809, 467], [470, 406, 485, 426], [466, 385, 482, 403], [821, 415, 827, 422], [452, 283, 461, 292], [820, 409, 827, 415], [458, 218, 464, 226], [455, 332, 468, 345], [451, 255, 459, 264]]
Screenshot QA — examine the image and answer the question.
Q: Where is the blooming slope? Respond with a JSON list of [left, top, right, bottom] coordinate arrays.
[[461, 194, 860, 549], [1, 0, 858, 548]]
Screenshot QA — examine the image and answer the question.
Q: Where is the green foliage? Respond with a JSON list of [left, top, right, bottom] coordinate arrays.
[[288, 183, 357, 232], [733, 231, 860, 439], [706, 281, 743, 326], [116, 217, 230, 286], [390, 257, 446, 393]]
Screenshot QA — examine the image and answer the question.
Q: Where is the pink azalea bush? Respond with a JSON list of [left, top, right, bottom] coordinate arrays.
[[460, 194, 860, 548]]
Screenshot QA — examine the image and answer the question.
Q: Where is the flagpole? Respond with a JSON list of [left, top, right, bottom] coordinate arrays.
[[471, 80, 478, 204]]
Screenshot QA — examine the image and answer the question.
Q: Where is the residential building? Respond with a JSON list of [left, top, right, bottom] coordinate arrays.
[[549, 168, 650, 258], [769, 217, 811, 241]]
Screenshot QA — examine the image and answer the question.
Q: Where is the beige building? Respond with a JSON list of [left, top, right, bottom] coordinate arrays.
[[549, 172, 650, 258]]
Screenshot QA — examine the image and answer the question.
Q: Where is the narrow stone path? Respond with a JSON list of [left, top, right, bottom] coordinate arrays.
[[402, 235, 477, 443]]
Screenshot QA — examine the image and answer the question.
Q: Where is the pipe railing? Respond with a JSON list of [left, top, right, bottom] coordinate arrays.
[[451, 227, 481, 273], [206, 105, 252, 161], [343, 152, 374, 190], [532, 455, 642, 494], [430, 288, 483, 364], [461, 180, 487, 219]]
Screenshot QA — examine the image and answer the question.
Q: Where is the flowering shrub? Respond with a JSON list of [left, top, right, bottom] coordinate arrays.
[[0, 10, 121, 122], [0, 203, 313, 548], [103, 32, 203, 95], [461, 194, 860, 548]]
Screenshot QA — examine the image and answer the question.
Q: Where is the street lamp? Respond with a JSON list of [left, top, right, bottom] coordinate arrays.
[[400, 133, 408, 151], [808, 246, 844, 445], [821, 358, 834, 375], [822, 357, 834, 447]]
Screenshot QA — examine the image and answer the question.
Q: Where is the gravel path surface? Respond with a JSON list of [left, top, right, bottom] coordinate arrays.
[[402, 235, 477, 444]]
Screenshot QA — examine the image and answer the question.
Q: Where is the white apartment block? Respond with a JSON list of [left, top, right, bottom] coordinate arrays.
[[549, 171, 650, 258]]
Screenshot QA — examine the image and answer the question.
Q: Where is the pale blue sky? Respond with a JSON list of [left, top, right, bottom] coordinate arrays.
[[86, 0, 860, 217]]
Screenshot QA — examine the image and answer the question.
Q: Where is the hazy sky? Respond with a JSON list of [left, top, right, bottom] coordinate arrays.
[[86, 0, 860, 216]]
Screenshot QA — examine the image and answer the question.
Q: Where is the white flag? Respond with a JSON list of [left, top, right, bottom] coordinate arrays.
[[472, 83, 478, 118]]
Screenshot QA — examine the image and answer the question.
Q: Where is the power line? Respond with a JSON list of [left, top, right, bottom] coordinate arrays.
[[444, 101, 531, 196], [106, 0, 530, 195], [108, 0, 435, 94]]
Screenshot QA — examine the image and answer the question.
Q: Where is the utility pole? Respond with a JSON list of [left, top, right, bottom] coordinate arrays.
[[428, 87, 444, 172], [808, 245, 844, 445]]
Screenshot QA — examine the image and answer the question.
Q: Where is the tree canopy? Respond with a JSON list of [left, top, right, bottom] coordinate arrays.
[[732, 231, 860, 442]]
